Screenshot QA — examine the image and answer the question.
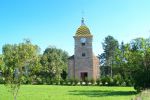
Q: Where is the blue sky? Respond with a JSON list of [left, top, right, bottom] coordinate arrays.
[[0, 0, 150, 55]]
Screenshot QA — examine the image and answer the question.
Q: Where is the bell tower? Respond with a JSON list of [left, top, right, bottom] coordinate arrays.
[[68, 18, 100, 81], [73, 18, 99, 80]]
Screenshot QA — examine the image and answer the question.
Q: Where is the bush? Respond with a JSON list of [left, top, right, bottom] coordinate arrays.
[[36, 77, 42, 84], [41, 77, 47, 84], [125, 79, 133, 86], [80, 80, 83, 85], [64, 79, 69, 85], [101, 77, 107, 86], [108, 77, 114, 86], [84, 78, 89, 86], [113, 74, 123, 86], [54, 79, 60, 85], [0, 77, 4, 84], [90, 79, 95, 85], [100, 74, 133, 86], [46, 77, 53, 85], [101, 76, 114, 86], [65, 79, 74, 85], [133, 70, 150, 92], [121, 82, 126, 86], [69, 79, 74, 85], [60, 79, 64, 85], [74, 79, 79, 85], [96, 78, 101, 85], [123, 75, 133, 86]]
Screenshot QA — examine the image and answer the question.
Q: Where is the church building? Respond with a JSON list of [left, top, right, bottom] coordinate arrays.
[[68, 18, 100, 81]]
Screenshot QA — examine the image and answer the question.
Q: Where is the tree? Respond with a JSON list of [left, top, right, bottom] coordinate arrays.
[[40, 46, 68, 84], [2, 40, 40, 100], [0, 54, 4, 84], [128, 38, 150, 91], [100, 36, 150, 90], [0, 54, 4, 73], [100, 35, 119, 77]]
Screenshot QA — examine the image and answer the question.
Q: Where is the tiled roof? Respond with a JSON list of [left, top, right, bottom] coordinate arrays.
[[75, 25, 92, 37]]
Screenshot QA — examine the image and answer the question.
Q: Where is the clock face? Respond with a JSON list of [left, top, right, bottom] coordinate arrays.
[[80, 38, 86, 43]]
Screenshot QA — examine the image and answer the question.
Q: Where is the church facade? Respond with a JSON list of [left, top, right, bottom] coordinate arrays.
[[68, 18, 100, 81]]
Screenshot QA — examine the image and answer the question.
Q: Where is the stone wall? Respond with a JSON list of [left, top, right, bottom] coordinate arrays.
[[68, 56, 75, 79]]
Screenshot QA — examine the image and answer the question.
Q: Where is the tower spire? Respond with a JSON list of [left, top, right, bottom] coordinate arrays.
[[81, 17, 85, 26], [81, 10, 85, 26]]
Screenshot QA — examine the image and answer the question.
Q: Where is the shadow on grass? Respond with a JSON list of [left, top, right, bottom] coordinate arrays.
[[69, 90, 137, 97]]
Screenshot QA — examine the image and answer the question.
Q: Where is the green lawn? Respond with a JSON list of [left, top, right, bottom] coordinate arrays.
[[0, 85, 136, 100]]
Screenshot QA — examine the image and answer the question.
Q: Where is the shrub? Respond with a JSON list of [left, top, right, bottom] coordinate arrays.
[[96, 78, 101, 85], [36, 77, 42, 84], [80, 80, 83, 85], [63, 79, 68, 85], [84, 78, 89, 86], [101, 76, 114, 86], [41, 77, 47, 84], [66, 79, 78, 85], [21, 76, 29, 84], [0, 77, 4, 84], [133, 70, 150, 92], [108, 77, 114, 86], [74, 79, 79, 85], [60, 79, 64, 85], [121, 82, 126, 86], [54, 79, 60, 85], [46, 77, 53, 85], [69, 79, 74, 85], [124, 78, 132, 86], [113, 74, 122, 86], [101, 77, 107, 86], [90, 79, 95, 85]]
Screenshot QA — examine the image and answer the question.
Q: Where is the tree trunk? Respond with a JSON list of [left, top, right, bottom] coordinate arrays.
[[111, 65, 112, 77], [14, 95, 17, 100], [111, 59, 113, 77], [13, 86, 19, 100]]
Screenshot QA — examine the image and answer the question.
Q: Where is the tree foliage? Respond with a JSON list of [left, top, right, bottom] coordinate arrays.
[[100, 35, 119, 77], [2, 40, 40, 100], [0, 55, 4, 84], [100, 36, 150, 91], [129, 38, 150, 91], [40, 46, 68, 84], [0, 54, 4, 73]]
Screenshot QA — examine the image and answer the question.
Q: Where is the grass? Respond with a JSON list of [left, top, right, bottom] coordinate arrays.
[[0, 85, 137, 100]]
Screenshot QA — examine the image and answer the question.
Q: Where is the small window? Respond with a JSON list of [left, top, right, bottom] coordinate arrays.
[[82, 53, 86, 57], [81, 43, 85, 46]]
